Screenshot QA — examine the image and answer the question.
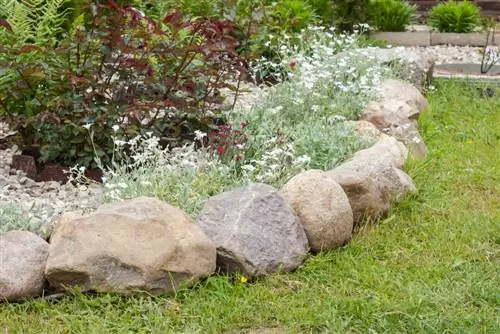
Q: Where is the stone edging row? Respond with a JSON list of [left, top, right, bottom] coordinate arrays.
[[371, 31, 500, 47], [0, 49, 433, 302]]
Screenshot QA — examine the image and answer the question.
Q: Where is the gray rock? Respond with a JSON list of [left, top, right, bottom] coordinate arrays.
[[281, 170, 353, 252], [45, 197, 216, 295], [0, 231, 49, 301], [197, 183, 309, 277]]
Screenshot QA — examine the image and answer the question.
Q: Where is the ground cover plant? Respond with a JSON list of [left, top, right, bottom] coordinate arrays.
[[0, 79, 498, 333], [75, 25, 401, 216]]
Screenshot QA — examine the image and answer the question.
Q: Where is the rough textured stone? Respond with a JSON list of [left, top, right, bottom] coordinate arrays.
[[281, 170, 353, 252], [328, 137, 416, 206], [361, 79, 429, 158], [0, 231, 49, 301], [345, 120, 391, 143], [326, 170, 390, 225], [354, 136, 409, 169], [378, 79, 428, 115], [11, 155, 37, 179], [197, 183, 309, 277], [45, 197, 216, 294], [37, 164, 69, 183]]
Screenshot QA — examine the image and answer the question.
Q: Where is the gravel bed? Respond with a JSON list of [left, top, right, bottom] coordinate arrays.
[[402, 45, 495, 65]]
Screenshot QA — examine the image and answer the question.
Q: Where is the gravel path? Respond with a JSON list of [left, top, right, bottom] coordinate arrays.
[[0, 45, 496, 237]]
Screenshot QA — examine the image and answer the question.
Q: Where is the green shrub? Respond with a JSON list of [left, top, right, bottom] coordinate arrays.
[[369, 0, 417, 32], [331, 0, 371, 32], [306, 0, 335, 25], [428, 0, 481, 33]]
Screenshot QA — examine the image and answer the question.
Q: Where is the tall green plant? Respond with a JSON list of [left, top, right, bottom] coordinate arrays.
[[0, 0, 73, 46], [369, 0, 417, 32], [428, 0, 481, 33], [332, 0, 370, 32]]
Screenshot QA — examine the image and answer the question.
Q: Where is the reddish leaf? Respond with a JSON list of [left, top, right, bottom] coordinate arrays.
[[0, 18, 12, 32], [163, 9, 182, 26]]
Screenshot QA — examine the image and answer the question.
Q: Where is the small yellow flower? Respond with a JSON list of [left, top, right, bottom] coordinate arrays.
[[240, 275, 248, 283]]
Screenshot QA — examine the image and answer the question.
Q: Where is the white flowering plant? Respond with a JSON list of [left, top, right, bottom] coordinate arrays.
[[86, 24, 403, 216]]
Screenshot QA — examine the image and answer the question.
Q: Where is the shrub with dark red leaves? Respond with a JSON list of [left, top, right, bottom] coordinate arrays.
[[0, 0, 247, 169]]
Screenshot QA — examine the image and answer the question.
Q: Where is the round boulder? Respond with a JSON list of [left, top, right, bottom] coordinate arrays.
[[0, 230, 49, 300], [281, 170, 354, 252]]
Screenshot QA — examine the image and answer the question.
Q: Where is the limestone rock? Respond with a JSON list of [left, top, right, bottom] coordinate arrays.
[[0, 231, 49, 300], [197, 183, 309, 277], [281, 170, 353, 252], [45, 197, 216, 294]]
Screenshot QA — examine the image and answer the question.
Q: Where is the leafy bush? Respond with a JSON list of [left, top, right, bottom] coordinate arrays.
[[0, 1, 246, 169], [428, 0, 481, 33], [331, 0, 371, 32], [369, 0, 417, 32]]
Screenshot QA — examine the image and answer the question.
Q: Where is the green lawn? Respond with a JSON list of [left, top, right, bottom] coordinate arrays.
[[1, 80, 499, 333]]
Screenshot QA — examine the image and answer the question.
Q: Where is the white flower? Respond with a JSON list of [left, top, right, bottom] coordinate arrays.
[[83, 123, 93, 130], [194, 130, 207, 141], [269, 106, 283, 114], [112, 125, 120, 132]]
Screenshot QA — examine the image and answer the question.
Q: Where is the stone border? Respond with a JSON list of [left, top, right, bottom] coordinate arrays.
[[0, 52, 433, 302], [371, 31, 500, 47]]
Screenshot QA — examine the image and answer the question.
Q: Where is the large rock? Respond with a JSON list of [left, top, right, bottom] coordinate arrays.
[[353, 136, 409, 169], [281, 170, 353, 252], [197, 183, 309, 277], [0, 231, 49, 301], [378, 79, 428, 114], [327, 170, 390, 225], [345, 120, 391, 143], [45, 197, 216, 294], [361, 79, 428, 158], [326, 137, 416, 223]]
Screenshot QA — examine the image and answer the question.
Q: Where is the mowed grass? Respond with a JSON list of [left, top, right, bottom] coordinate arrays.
[[1, 80, 499, 333]]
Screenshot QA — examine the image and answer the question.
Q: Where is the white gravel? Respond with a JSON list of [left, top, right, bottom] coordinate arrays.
[[0, 45, 496, 237], [402, 45, 493, 65]]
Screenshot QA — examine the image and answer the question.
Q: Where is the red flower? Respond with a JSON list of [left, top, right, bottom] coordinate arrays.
[[217, 146, 225, 155], [240, 121, 247, 127], [289, 59, 298, 70], [236, 155, 243, 161]]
